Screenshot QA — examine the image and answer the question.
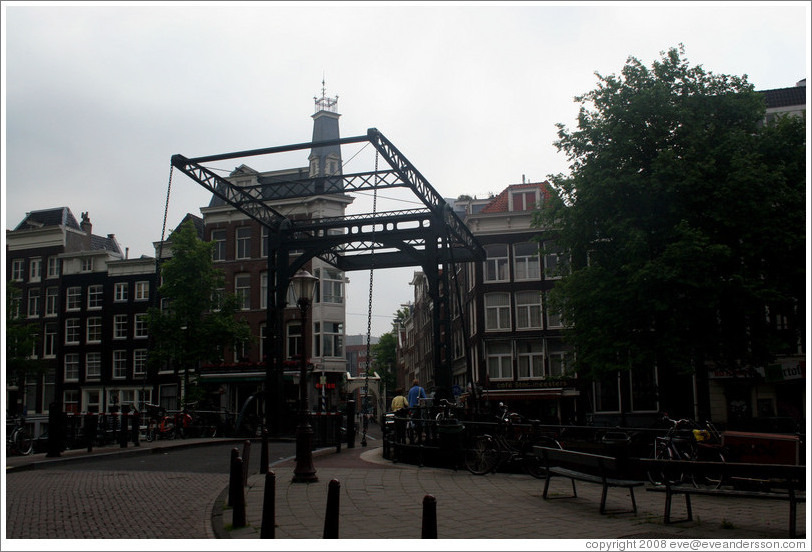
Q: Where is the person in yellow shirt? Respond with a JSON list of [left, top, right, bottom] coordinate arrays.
[[390, 388, 409, 443]]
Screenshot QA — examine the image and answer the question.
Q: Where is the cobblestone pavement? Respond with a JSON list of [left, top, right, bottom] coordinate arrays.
[[5, 467, 227, 539]]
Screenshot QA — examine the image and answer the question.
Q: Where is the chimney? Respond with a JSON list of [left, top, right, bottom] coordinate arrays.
[[80, 212, 92, 249]]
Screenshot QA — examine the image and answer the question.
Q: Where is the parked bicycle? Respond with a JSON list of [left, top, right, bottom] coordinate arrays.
[[646, 414, 726, 488], [464, 402, 562, 478], [6, 416, 33, 456]]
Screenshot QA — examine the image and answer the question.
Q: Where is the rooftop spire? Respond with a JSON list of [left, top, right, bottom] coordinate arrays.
[[314, 77, 338, 114]]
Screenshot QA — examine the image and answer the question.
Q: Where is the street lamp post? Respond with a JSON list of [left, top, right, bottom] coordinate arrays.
[[290, 269, 319, 483]]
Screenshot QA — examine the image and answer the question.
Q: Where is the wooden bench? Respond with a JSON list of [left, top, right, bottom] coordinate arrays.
[[637, 459, 806, 538], [534, 446, 645, 515]]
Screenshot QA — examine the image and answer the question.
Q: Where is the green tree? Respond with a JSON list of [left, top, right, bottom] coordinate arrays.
[[534, 46, 805, 410], [372, 331, 397, 392], [5, 280, 46, 415], [146, 220, 251, 407]]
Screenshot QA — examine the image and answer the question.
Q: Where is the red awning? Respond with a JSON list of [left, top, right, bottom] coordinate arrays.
[[479, 388, 579, 401]]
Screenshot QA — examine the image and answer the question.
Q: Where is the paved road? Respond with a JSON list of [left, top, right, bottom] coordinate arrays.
[[5, 440, 296, 539]]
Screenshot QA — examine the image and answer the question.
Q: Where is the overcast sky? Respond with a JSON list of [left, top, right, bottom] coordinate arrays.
[[3, 1, 809, 338]]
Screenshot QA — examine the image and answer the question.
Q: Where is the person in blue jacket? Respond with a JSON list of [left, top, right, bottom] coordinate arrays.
[[407, 379, 427, 444]]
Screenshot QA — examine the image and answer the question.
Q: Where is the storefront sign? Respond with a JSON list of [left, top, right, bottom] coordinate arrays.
[[490, 379, 571, 390]]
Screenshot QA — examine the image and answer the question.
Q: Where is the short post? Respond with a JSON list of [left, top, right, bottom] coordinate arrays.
[[260, 429, 269, 474], [334, 414, 342, 453], [421, 494, 437, 538], [131, 409, 140, 446], [230, 456, 246, 528], [242, 439, 251, 486], [85, 413, 98, 453], [118, 411, 128, 448], [323, 479, 340, 539], [346, 400, 356, 449], [260, 470, 275, 539], [228, 448, 240, 507]]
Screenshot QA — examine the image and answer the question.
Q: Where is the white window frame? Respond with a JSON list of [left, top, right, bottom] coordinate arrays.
[[27, 289, 40, 318], [12, 259, 25, 281], [45, 287, 59, 317], [211, 229, 226, 262], [113, 314, 128, 339], [81, 257, 93, 272], [511, 190, 537, 211], [517, 341, 544, 379], [484, 292, 511, 331], [87, 284, 103, 310], [134, 313, 148, 339], [44, 323, 57, 358], [287, 322, 302, 360], [114, 282, 128, 302], [260, 272, 268, 310], [235, 274, 251, 310], [545, 292, 563, 329], [317, 268, 344, 304], [86, 316, 102, 343], [64, 390, 80, 414], [133, 349, 148, 378], [64, 353, 80, 382], [593, 372, 622, 414], [484, 244, 509, 282], [113, 350, 127, 379], [86, 352, 102, 381], [29, 257, 42, 282], [547, 351, 567, 378], [134, 281, 149, 301], [47, 257, 60, 279], [66, 286, 81, 311], [261, 226, 269, 258], [486, 341, 513, 380], [235, 227, 251, 260], [515, 291, 542, 330], [65, 318, 80, 344], [315, 321, 343, 358], [513, 242, 541, 281]]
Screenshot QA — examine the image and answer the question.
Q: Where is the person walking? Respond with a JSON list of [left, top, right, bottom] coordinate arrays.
[[407, 379, 427, 444], [390, 388, 409, 444]]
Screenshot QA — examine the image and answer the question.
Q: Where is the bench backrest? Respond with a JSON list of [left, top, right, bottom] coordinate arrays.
[[535, 446, 617, 473], [636, 458, 805, 485]]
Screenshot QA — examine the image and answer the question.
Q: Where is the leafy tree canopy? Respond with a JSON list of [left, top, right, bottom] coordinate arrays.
[[146, 220, 252, 403], [5, 280, 47, 409], [534, 45, 806, 379]]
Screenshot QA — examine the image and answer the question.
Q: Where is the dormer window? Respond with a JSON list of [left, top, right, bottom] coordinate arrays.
[[309, 158, 319, 177], [511, 190, 537, 211]]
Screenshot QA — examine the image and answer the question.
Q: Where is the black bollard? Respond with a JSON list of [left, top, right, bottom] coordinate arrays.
[[346, 400, 356, 449], [85, 413, 98, 453], [260, 430, 269, 475], [119, 407, 129, 448], [334, 414, 342, 453], [46, 402, 64, 458], [228, 448, 240, 507], [323, 479, 340, 539], [131, 409, 140, 446], [242, 439, 251, 486], [230, 457, 246, 528], [421, 494, 437, 538], [260, 470, 275, 539]]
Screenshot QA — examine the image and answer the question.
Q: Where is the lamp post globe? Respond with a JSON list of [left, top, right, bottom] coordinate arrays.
[[290, 269, 319, 483]]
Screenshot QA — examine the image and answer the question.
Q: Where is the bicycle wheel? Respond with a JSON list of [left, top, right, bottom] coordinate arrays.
[[647, 445, 683, 486], [464, 435, 499, 475], [15, 430, 34, 455], [523, 438, 561, 479], [692, 450, 725, 489]]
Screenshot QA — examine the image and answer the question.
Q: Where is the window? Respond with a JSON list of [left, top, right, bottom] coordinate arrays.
[[511, 190, 537, 211], [484, 244, 509, 282], [133, 349, 148, 378], [543, 240, 569, 280], [484, 293, 511, 331], [81, 257, 93, 272], [235, 274, 251, 310], [29, 257, 42, 281], [86, 352, 101, 380], [594, 371, 621, 413], [134, 313, 148, 338], [113, 350, 127, 379], [315, 321, 343, 358], [64, 354, 80, 382], [27, 289, 40, 318], [64, 390, 80, 414], [259, 324, 267, 361], [84, 389, 101, 413], [160, 384, 178, 411], [236, 227, 251, 259], [47, 257, 60, 279], [260, 272, 268, 309], [113, 314, 128, 339], [486, 341, 512, 380], [545, 293, 563, 329], [261, 226, 269, 258], [211, 229, 226, 261], [10, 296, 21, 319], [45, 287, 59, 317], [287, 322, 302, 360], [65, 318, 80, 344], [114, 282, 128, 302], [548, 351, 567, 378], [86, 316, 102, 343], [514, 242, 540, 280], [12, 259, 25, 281], [317, 268, 344, 304], [515, 291, 542, 329], [517, 341, 544, 379], [44, 324, 57, 358], [87, 284, 103, 309], [135, 281, 149, 301], [66, 287, 81, 311]]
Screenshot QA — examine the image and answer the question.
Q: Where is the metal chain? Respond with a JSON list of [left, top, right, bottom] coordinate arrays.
[[361, 151, 378, 446], [155, 163, 174, 285]]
